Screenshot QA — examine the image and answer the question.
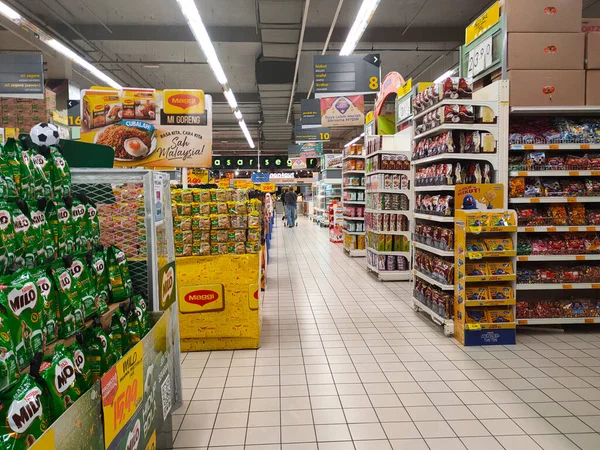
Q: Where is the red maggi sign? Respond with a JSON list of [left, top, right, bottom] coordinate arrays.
[[185, 290, 219, 307], [168, 94, 200, 110]]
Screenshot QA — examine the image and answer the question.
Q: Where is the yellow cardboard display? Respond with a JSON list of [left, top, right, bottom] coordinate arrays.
[[176, 254, 261, 351]]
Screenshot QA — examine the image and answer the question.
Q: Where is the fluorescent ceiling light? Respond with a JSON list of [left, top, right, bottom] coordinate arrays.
[[46, 39, 123, 89], [345, 132, 364, 147], [340, 0, 381, 56], [0, 1, 20, 20], [175, 0, 254, 148], [175, 0, 227, 85], [433, 68, 458, 84]]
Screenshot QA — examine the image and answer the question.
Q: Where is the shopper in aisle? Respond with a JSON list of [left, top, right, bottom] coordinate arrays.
[[284, 186, 298, 227]]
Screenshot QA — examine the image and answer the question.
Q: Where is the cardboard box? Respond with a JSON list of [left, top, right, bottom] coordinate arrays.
[[586, 70, 600, 105], [587, 32, 600, 69], [582, 18, 600, 33], [507, 70, 585, 106], [508, 33, 585, 69], [503, 0, 582, 33]]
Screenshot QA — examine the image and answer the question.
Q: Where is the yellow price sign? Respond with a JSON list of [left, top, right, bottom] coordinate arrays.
[[234, 180, 248, 189], [101, 342, 144, 449], [467, 252, 483, 260], [468, 226, 482, 234], [217, 179, 231, 188], [365, 111, 374, 124], [465, 323, 482, 331], [465, 1, 500, 45], [397, 78, 412, 98], [259, 182, 276, 193]]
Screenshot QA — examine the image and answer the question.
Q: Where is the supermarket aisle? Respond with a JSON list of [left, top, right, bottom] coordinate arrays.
[[174, 217, 600, 450]]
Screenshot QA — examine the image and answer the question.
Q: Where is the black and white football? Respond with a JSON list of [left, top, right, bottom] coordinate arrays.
[[30, 122, 60, 147]]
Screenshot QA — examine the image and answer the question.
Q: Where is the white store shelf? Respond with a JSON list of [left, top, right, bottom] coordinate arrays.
[[414, 213, 455, 223], [509, 170, 600, 177], [367, 249, 411, 257], [413, 270, 454, 291], [413, 123, 498, 141], [343, 186, 366, 190], [366, 169, 411, 176], [343, 230, 365, 235], [366, 149, 411, 158], [343, 155, 366, 161], [343, 216, 365, 221], [366, 189, 410, 194], [509, 197, 600, 204], [366, 263, 411, 281], [343, 200, 366, 205], [517, 317, 600, 325], [366, 230, 411, 236], [365, 208, 410, 214], [518, 225, 600, 232], [518, 254, 600, 262], [344, 170, 366, 175], [510, 106, 600, 115], [412, 152, 497, 166], [344, 247, 366, 257], [414, 242, 454, 257], [413, 99, 499, 121], [412, 297, 454, 336], [510, 143, 600, 151], [414, 185, 455, 192], [517, 283, 600, 290]]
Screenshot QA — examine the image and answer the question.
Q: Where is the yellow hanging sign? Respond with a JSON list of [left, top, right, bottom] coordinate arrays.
[[397, 78, 412, 98], [465, 1, 500, 45]]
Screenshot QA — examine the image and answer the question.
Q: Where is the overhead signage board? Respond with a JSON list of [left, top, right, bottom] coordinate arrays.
[[212, 155, 319, 170], [301, 99, 321, 126], [313, 54, 381, 97], [295, 126, 330, 143], [0, 54, 44, 96], [465, 1, 500, 46], [251, 172, 270, 183], [288, 142, 323, 158], [321, 95, 364, 127], [67, 99, 81, 127]]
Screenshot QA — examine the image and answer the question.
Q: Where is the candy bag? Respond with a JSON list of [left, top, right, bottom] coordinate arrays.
[[0, 374, 48, 450], [38, 344, 80, 420], [132, 294, 150, 336], [109, 304, 129, 357], [50, 260, 84, 338], [0, 312, 19, 393], [64, 255, 99, 319], [107, 246, 133, 302], [30, 265, 58, 345], [49, 146, 71, 198], [0, 201, 16, 276], [69, 333, 93, 393], [0, 269, 44, 370]]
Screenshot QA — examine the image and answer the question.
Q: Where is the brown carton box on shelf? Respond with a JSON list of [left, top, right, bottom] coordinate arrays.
[[508, 33, 585, 70], [507, 70, 585, 106], [503, 0, 583, 33], [586, 70, 600, 105], [582, 18, 600, 33], [586, 33, 600, 69]]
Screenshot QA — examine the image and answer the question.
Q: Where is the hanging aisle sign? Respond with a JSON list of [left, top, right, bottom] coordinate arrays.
[[80, 88, 212, 168], [313, 54, 381, 97], [465, 1, 500, 46], [288, 142, 323, 158], [295, 126, 330, 143]]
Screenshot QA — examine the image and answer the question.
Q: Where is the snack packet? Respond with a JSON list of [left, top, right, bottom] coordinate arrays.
[[488, 262, 513, 276], [50, 259, 84, 338], [89, 249, 110, 308], [486, 309, 514, 323], [466, 263, 488, 276], [69, 333, 93, 393], [65, 255, 103, 319], [46, 198, 75, 256], [38, 344, 80, 420], [0, 374, 48, 449], [109, 304, 129, 357], [466, 310, 487, 323], [30, 148, 53, 199], [30, 266, 58, 345], [10, 201, 39, 270], [28, 198, 56, 265], [132, 294, 150, 336], [0, 201, 16, 276], [79, 194, 100, 249], [484, 238, 513, 252], [49, 146, 71, 198], [488, 286, 514, 300], [70, 196, 88, 253], [106, 246, 133, 302], [126, 300, 142, 347], [0, 312, 19, 393], [0, 269, 44, 369], [0, 152, 17, 202], [465, 287, 489, 301], [85, 320, 119, 382]]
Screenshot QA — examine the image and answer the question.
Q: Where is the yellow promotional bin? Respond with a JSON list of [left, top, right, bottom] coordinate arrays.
[[176, 253, 262, 351]]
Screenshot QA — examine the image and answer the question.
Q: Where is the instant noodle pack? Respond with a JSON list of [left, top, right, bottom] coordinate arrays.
[[171, 187, 262, 257]]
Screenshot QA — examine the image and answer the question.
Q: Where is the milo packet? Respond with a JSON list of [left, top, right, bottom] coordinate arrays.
[[0, 270, 44, 370], [28, 198, 56, 264], [132, 294, 151, 336], [2, 139, 26, 198], [0, 153, 17, 201], [0, 201, 15, 276], [70, 332, 92, 393], [0, 374, 48, 450], [63, 255, 98, 320], [0, 312, 19, 393], [38, 344, 80, 420], [49, 146, 71, 198], [107, 246, 133, 302], [30, 146, 53, 199], [10, 201, 39, 270], [46, 197, 75, 256], [126, 300, 142, 348], [30, 265, 58, 345], [109, 304, 129, 357], [89, 248, 109, 308], [77, 194, 100, 250], [50, 260, 84, 338], [70, 196, 87, 254], [85, 320, 119, 383]]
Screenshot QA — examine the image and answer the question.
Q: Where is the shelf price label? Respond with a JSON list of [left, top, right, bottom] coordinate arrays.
[[467, 35, 493, 78]]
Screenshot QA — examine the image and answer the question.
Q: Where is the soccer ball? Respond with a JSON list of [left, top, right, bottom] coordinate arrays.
[[30, 122, 60, 147]]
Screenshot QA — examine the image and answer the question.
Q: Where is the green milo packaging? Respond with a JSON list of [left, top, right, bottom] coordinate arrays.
[[132, 294, 151, 336], [70, 196, 88, 254], [126, 300, 142, 348], [70, 333, 92, 393], [29, 152, 52, 200], [10, 201, 39, 270], [0, 201, 15, 276], [50, 260, 84, 338], [2, 139, 31, 200], [49, 146, 71, 198], [28, 199, 56, 265], [89, 249, 110, 308], [0, 270, 44, 370], [30, 265, 58, 345], [46, 198, 75, 256], [107, 246, 133, 302], [0, 374, 48, 450], [64, 255, 98, 320], [0, 312, 19, 394], [78, 194, 100, 250], [38, 344, 80, 420], [109, 305, 129, 357], [0, 153, 17, 202], [85, 322, 119, 383]]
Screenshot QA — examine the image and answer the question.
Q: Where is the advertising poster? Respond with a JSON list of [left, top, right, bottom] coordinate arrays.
[[322, 153, 343, 169], [80, 88, 212, 168], [455, 183, 505, 211], [288, 142, 323, 158], [320, 95, 364, 127], [291, 157, 307, 169]]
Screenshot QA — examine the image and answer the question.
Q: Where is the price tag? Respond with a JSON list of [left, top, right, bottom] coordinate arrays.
[[465, 323, 482, 331], [467, 36, 493, 78], [468, 252, 483, 260], [396, 96, 412, 123]]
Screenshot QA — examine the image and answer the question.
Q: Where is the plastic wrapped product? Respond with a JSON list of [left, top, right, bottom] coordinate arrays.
[[30, 265, 58, 345], [50, 259, 84, 338], [106, 245, 133, 302], [89, 249, 110, 308], [0, 312, 19, 393], [109, 304, 129, 357], [37, 344, 80, 420], [10, 201, 39, 270], [46, 198, 75, 257], [49, 146, 71, 198], [69, 332, 93, 393]]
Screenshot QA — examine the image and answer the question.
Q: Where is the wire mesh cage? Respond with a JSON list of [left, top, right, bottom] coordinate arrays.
[[71, 169, 175, 311]]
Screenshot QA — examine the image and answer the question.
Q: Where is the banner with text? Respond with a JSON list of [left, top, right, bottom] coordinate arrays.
[[80, 88, 212, 168]]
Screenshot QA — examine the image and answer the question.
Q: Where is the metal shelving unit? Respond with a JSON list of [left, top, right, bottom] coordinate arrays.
[[342, 144, 366, 257]]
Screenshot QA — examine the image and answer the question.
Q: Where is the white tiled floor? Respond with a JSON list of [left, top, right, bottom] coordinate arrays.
[[173, 216, 600, 449]]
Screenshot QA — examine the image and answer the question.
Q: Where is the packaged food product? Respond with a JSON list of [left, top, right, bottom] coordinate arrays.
[[488, 286, 514, 300], [89, 249, 110, 308], [85, 320, 119, 383], [51, 260, 84, 338], [38, 344, 80, 420], [29, 150, 52, 199], [466, 310, 486, 323], [0, 312, 19, 393], [49, 146, 71, 199], [488, 262, 513, 276], [484, 238, 513, 252], [69, 332, 93, 392], [466, 263, 488, 276], [30, 265, 58, 345], [66, 255, 105, 318], [466, 239, 485, 252], [28, 199, 55, 264], [126, 301, 142, 347], [106, 245, 133, 302], [486, 309, 514, 323], [46, 198, 75, 257], [0, 374, 48, 449], [10, 201, 39, 270], [132, 294, 150, 336], [109, 304, 129, 356], [465, 287, 489, 301]]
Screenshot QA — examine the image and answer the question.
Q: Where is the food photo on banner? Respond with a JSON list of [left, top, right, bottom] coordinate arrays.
[[80, 88, 212, 168]]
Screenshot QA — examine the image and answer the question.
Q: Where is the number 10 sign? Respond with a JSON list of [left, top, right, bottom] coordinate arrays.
[[467, 36, 493, 78]]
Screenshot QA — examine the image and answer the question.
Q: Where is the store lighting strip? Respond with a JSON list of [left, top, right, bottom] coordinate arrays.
[[175, 0, 255, 148], [340, 0, 381, 56], [345, 132, 364, 147], [0, 1, 123, 89]]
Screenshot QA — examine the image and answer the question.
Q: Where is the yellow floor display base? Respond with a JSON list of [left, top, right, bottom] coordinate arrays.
[[177, 254, 262, 351]]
